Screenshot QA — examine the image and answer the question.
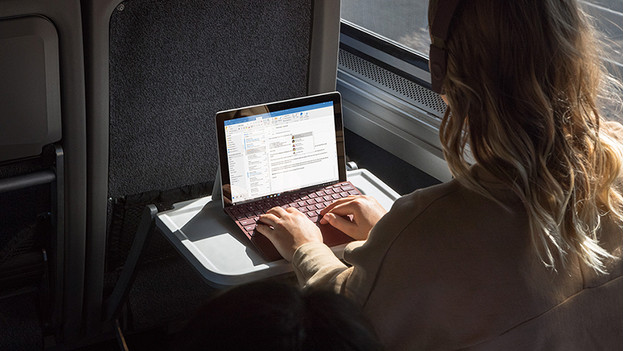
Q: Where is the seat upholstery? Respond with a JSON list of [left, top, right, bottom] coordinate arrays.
[[0, 0, 87, 345], [82, 0, 340, 334]]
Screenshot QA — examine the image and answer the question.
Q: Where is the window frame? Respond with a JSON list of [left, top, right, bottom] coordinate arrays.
[[337, 20, 453, 182]]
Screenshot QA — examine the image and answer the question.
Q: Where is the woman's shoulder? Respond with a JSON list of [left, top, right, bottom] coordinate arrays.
[[378, 172, 520, 234], [389, 179, 463, 218], [362, 180, 465, 238], [357, 180, 463, 245]]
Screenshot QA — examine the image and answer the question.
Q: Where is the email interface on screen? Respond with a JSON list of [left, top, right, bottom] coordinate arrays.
[[224, 101, 338, 205]]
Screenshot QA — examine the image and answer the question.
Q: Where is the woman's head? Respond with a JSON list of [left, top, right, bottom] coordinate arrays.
[[429, 0, 622, 272]]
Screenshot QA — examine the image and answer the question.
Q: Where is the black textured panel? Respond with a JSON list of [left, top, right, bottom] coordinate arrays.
[[339, 48, 447, 117], [0, 293, 42, 350], [0, 183, 50, 250], [109, 0, 312, 197]]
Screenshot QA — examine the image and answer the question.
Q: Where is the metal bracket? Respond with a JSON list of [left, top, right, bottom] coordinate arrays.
[[103, 204, 158, 322]]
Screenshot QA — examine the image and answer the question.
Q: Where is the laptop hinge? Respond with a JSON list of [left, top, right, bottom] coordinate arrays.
[[211, 165, 222, 202]]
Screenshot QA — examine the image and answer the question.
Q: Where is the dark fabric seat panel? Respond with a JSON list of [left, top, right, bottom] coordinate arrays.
[[107, 0, 313, 198]]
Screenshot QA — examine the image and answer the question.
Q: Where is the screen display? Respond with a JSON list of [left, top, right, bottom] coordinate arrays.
[[222, 101, 339, 205]]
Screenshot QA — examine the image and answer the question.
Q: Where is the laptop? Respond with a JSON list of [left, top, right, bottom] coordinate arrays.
[[215, 92, 362, 261]]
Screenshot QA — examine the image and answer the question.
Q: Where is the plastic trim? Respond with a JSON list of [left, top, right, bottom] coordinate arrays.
[[308, 0, 341, 94]]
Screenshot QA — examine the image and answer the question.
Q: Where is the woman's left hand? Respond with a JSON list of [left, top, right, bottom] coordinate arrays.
[[256, 207, 323, 262]]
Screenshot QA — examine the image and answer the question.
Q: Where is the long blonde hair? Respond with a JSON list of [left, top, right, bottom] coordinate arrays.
[[435, 0, 623, 272]]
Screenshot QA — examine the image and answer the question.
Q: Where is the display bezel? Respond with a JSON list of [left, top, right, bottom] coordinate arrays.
[[215, 92, 346, 207]]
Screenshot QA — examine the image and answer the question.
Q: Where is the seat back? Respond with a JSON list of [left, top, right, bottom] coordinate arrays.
[[0, 0, 87, 346], [83, 0, 340, 333]]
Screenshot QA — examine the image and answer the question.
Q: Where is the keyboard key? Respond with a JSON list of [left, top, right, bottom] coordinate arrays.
[[240, 218, 255, 226]]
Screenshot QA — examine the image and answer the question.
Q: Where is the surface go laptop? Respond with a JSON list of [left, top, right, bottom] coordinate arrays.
[[215, 92, 361, 261]]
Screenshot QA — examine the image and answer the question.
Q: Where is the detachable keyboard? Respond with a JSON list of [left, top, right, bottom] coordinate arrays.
[[225, 181, 361, 240]]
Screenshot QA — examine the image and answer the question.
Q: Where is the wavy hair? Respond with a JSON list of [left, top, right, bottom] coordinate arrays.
[[432, 0, 623, 272]]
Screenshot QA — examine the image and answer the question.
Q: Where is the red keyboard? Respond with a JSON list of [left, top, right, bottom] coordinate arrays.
[[225, 181, 361, 239]]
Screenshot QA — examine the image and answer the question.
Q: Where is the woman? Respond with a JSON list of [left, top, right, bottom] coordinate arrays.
[[256, 0, 623, 349]]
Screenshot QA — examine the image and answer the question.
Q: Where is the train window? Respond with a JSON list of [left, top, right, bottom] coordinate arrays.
[[338, 1, 622, 183], [584, 1, 622, 69], [340, 1, 622, 71], [581, 0, 623, 121], [341, 1, 430, 56]]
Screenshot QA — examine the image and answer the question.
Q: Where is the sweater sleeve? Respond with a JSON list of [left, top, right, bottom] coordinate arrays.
[[291, 191, 423, 304], [292, 241, 355, 293]]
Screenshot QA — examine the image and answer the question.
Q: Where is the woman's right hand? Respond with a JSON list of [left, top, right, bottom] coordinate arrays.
[[319, 195, 387, 240]]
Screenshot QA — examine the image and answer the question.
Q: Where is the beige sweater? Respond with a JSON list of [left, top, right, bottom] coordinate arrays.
[[292, 168, 622, 350]]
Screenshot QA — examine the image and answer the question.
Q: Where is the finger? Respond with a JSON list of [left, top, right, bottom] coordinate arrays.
[[284, 207, 310, 222], [285, 207, 304, 214], [266, 206, 288, 217], [319, 196, 359, 215], [320, 196, 358, 213], [321, 213, 358, 236], [258, 213, 279, 227], [321, 201, 361, 220], [254, 222, 273, 236]]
